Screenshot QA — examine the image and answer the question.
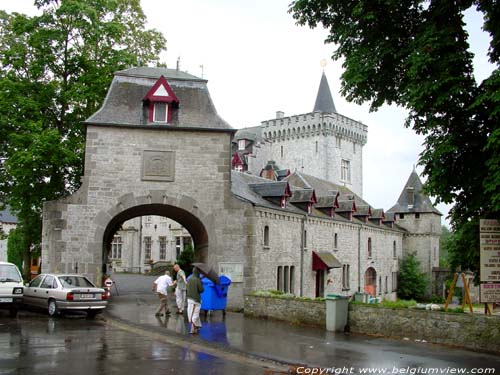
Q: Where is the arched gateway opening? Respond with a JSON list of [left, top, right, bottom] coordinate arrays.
[[102, 203, 208, 264]]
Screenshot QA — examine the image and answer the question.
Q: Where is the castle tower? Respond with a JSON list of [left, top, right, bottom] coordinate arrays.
[[239, 72, 368, 197], [388, 169, 442, 292]]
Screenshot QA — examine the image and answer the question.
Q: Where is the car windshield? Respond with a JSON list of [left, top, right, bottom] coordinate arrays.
[[0, 265, 22, 283], [58, 276, 95, 288]]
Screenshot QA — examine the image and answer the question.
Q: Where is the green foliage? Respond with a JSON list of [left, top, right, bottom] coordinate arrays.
[[6, 227, 26, 274], [177, 244, 194, 277], [0, 1, 166, 271], [398, 254, 428, 301], [290, 1, 500, 275], [381, 299, 417, 309]]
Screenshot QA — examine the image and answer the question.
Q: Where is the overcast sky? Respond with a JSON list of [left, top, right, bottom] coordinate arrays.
[[2, 1, 495, 227]]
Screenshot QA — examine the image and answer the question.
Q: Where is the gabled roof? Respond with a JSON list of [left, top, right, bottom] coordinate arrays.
[[387, 170, 442, 215], [336, 200, 357, 213], [290, 189, 317, 204], [354, 205, 371, 217], [0, 206, 17, 224], [370, 208, 385, 219], [86, 67, 232, 131], [143, 75, 179, 104], [249, 181, 291, 198], [313, 72, 336, 113], [315, 194, 339, 209]]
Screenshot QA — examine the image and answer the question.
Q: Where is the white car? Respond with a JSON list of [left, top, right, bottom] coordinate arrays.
[[23, 274, 108, 318], [0, 261, 24, 317]]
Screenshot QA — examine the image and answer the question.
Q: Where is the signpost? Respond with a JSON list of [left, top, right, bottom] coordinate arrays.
[[479, 219, 500, 313]]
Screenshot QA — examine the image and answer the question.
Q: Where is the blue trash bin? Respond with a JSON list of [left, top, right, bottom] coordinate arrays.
[[200, 275, 231, 313]]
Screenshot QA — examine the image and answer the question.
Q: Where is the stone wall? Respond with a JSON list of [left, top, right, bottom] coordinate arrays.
[[244, 294, 326, 328], [348, 304, 500, 353], [245, 295, 500, 353]]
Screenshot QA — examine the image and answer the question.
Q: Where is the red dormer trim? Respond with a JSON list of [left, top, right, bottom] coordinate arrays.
[[143, 75, 179, 123], [231, 153, 244, 170]]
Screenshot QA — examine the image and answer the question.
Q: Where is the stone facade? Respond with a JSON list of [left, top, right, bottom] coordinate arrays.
[[248, 111, 366, 197]]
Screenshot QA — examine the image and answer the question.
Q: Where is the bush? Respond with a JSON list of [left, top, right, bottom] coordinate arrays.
[[398, 253, 428, 301]]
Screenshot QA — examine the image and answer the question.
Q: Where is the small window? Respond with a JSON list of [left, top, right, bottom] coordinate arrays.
[[415, 213, 420, 219], [303, 230, 307, 249], [264, 225, 270, 248], [334, 233, 338, 249], [393, 241, 397, 258], [399, 213, 405, 219], [280, 145, 284, 158], [392, 272, 398, 292], [367, 237, 372, 258], [315, 141, 318, 154], [284, 266, 289, 293], [342, 264, 350, 290], [341, 159, 351, 182], [336, 137, 341, 148], [153, 102, 168, 122], [159, 236, 167, 260], [289, 266, 295, 294], [353, 142, 356, 153], [385, 276, 388, 294], [144, 237, 152, 260], [277, 266, 283, 291], [238, 139, 246, 150]]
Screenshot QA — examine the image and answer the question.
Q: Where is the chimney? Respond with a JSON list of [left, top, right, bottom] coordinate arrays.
[[276, 111, 284, 119]]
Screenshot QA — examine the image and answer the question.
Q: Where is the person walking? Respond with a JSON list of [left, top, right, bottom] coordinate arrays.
[[172, 264, 187, 314], [152, 270, 173, 316], [186, 268, 204, 334]]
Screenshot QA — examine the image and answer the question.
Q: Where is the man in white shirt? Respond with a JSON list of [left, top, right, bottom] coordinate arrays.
[[152, 270, 173, 316]]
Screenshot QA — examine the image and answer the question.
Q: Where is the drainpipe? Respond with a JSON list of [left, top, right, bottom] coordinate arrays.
[[138, 216, 143, 273], [357, 224, 362, 292], [300, 214, 307, 297]]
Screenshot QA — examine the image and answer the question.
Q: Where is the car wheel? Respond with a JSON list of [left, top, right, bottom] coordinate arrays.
[[48, 299, 59, 317], [9, 308, 18, 318]]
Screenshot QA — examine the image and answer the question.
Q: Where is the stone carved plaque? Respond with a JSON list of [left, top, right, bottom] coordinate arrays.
[[142, 150, 175, 181]]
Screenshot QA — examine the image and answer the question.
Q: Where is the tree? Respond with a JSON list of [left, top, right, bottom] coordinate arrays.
[[0, 0, 166, 278], [177, 244, 194, 278], [290, 1, 500, 274], [397, 254, 428, 301]]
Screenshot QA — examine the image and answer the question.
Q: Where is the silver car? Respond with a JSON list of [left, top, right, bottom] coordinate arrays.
[[23, 274, 108, 318]]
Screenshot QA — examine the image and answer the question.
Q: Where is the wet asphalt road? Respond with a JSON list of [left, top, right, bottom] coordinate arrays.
[[0, 310, 268, 375]]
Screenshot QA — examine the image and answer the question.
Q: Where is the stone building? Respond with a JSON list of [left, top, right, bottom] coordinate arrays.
[[108, 216, 192, 273], [0, 206, 17, 262], [41, 66, 441, 308]]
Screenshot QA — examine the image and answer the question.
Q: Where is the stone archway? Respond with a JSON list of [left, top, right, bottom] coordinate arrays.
[[94, 192, 212, 277]]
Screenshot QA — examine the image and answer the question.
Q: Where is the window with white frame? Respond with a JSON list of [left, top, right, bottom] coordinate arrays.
[[111, 236, 122, 259], [159, 236, 166, 260], [153, 102, 168, 122], [341, 159, 351, 182], [144, 236, 152, 260], [175, 237, 181, 259], [235, 165, 243, 172], [238, 139, 246, 150]]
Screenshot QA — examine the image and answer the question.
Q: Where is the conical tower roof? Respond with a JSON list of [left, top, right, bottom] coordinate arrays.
[[313, 72, 336, 113], [388, 170, 441, 215]]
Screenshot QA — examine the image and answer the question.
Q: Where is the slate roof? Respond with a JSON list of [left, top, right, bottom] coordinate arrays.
[[0, 206, 17, 224], [313, 72, 337, 113], [86, 67, 233, 131], [249, 181, 290, 198], [388, 170, 442, 215], [354, 205, 371, 216], [315, 195, 338, 209], [231, 171, 403, 230], [290, 189, 316, 204]]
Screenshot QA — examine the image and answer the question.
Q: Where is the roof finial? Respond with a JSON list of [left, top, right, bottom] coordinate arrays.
[[320, 58, 327, 71]]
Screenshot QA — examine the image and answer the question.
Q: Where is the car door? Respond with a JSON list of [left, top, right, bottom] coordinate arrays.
[[24, 275, 45, 307], [38, 275, 55, 308]]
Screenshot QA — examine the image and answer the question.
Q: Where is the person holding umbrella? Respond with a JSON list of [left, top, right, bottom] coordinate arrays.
[[186, 267, 204, 334]]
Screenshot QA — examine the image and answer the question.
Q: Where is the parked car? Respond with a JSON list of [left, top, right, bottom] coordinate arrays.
[[23, 274, 108, 318], [0, 262, 24, 317]]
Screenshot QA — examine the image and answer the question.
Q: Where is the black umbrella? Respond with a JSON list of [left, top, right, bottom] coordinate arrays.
[[192, 262, 220, 285]]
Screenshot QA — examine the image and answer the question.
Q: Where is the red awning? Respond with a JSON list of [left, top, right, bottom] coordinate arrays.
[[312, 251, 342, 271]]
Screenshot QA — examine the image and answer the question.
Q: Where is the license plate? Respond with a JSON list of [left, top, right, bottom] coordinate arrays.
[[0, 297, 13, 303], [79, 294, 95, 299]]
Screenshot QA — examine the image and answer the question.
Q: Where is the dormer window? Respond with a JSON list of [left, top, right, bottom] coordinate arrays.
[[143, 75, 179, 125], [154, 102, 168, 122], [238, 139, 246, 150]]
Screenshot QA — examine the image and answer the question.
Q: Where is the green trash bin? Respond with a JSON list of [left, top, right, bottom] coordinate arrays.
[[325, 294, 349, 332]]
